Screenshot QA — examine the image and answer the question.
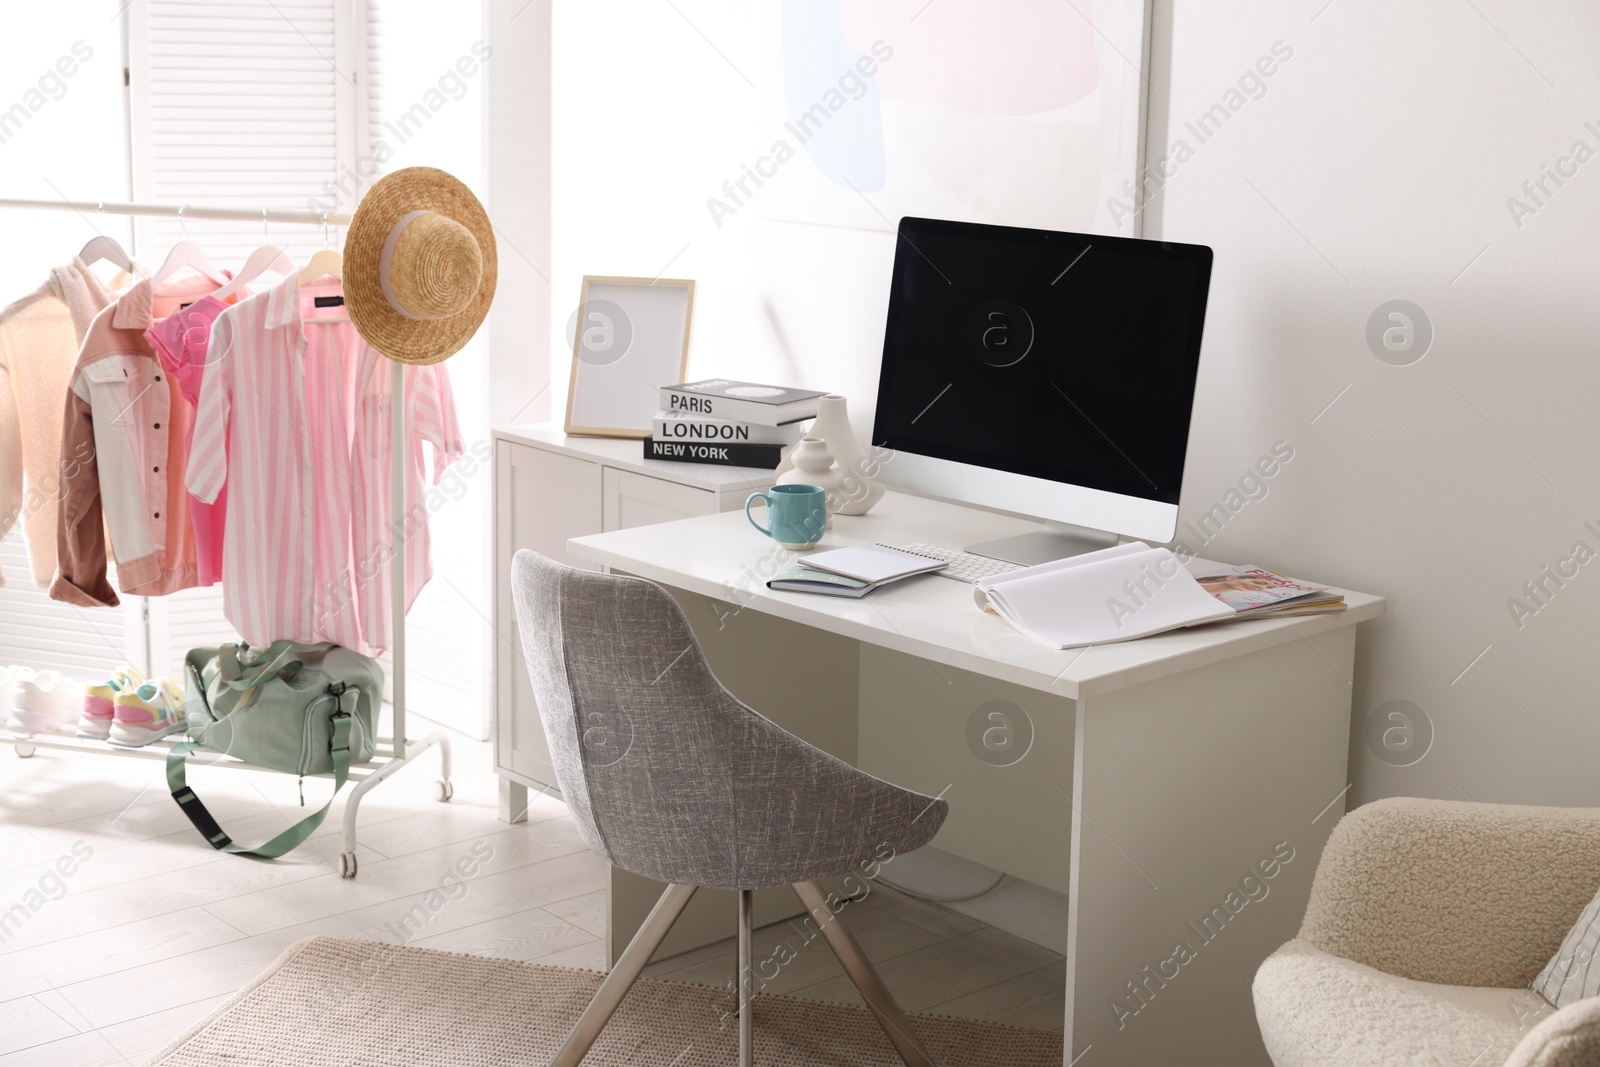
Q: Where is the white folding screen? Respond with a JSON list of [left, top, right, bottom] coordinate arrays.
[[0, 538, 136, 680], [126, 0, 369, 265], [365, 0, 387, 171]]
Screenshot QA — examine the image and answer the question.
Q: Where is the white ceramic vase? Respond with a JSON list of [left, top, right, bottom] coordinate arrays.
[[775, 437, 839, 528], [775, 394, 886, 515]]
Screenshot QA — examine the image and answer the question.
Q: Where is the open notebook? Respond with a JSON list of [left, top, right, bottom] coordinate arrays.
[[973, 543, 1342, 648]]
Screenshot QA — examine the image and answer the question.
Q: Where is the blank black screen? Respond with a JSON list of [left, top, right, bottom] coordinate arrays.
[[873, 218, 1212, 505]]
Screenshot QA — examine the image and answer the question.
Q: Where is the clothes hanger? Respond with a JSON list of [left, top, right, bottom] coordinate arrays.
[[79, 237, 133, 272], [299, 213, 349, 323], [152, 206, 229, 286], [297, 212, 343, 285], [213, 210, 296, 301], [78, 204, 134, 272]]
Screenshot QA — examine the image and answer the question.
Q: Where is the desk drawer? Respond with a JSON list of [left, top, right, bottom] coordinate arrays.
[[602, 468, 718, 531]]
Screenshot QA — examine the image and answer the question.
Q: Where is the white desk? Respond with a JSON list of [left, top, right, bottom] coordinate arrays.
[[568, 491, 1384, 1067]]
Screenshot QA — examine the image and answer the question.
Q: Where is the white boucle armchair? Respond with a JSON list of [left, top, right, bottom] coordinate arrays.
[[1253, 797, 1600, 1067]]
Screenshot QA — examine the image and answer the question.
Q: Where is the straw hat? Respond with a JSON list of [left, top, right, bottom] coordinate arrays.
[[344, 167, 497, 365]]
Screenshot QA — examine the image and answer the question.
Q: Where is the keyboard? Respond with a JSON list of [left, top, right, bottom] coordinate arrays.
[[898, 543, 1025, 583]]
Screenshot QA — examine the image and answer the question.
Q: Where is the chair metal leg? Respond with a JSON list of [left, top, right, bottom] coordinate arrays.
[[792, 881, 938, 1067], [738, 888, 754, 1067], [548, 882, 698, 1067]]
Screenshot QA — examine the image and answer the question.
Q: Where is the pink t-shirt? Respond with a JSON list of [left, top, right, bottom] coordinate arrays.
[[146, 295, 230, 587]]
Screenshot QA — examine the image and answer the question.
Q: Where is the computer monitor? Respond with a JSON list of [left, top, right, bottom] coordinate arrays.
[[871, 216, 1213, 565]]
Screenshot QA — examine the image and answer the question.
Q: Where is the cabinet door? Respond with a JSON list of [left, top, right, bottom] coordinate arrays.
[[495, 442, 602, 790], [502, 443, 605, 570], [602, 469, 718, 531]]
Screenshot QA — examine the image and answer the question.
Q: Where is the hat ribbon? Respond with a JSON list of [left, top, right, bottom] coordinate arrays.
[[378, 209, 431, 321]]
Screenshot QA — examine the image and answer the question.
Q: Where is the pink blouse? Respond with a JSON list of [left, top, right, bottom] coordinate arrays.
[[146, 294, 230, 586]]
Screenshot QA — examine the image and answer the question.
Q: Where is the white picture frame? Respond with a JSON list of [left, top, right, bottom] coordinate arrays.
[[563, 276, 696, 438]]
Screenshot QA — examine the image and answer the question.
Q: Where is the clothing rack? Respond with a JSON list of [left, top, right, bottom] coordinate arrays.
[[0, 196, 352, 226], [0, 198, 451, 879]]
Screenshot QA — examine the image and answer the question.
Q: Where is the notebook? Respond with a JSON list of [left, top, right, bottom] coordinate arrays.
[[766, 564, 880, 598], [796, 543, 949, 584]]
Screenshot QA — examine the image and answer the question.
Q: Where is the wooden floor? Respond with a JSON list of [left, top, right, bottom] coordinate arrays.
[[0, 728, 1064, 1065]]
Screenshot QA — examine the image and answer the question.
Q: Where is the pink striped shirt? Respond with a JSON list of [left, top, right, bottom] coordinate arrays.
[[187, 275, 462, 656]]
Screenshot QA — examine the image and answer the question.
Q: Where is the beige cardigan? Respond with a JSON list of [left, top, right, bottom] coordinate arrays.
[[0, 259, 124, 587]]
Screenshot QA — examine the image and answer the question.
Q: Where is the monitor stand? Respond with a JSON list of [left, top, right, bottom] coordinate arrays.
[[966, 520, 1119, 568]]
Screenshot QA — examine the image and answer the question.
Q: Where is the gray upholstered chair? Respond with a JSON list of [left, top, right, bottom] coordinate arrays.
[[510, 549, 949, 1067]]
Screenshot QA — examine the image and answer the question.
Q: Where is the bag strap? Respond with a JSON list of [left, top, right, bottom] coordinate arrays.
[[212, 640, 317, 717], [166, 684, 354, 859], [218, 640, 310, 686]]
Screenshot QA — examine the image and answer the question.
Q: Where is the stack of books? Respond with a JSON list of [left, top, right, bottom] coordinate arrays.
[[645, 380, 825, 468]]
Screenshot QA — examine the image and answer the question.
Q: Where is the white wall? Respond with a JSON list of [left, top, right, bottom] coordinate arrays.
[[484, 0, 552, 429], [544, 1, 1600, 810], [1151, 0, 1600, 809]]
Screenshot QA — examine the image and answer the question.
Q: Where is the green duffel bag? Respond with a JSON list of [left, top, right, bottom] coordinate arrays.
[[167, 640, 383, 859]]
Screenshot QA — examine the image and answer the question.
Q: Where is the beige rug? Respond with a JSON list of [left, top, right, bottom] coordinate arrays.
[[144, 937, 1063, 1066]]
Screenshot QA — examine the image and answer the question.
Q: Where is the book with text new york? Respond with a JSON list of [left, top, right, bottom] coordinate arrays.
[[643, 435, 785, 469]]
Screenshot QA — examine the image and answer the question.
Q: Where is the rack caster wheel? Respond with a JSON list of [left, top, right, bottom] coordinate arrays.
[[339, 852, 358, 879], [15, 743, 36, 759], [432, 779, 454, 802]]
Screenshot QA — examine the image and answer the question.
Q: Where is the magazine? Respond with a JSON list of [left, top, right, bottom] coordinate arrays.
[[1194, 567, 1347, 619]]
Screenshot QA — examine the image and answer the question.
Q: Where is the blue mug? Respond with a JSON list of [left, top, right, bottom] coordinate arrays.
[[745, 484, 827, 550]]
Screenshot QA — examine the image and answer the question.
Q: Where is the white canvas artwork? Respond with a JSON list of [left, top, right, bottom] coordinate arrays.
[[733, 0, 1151, 236]]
